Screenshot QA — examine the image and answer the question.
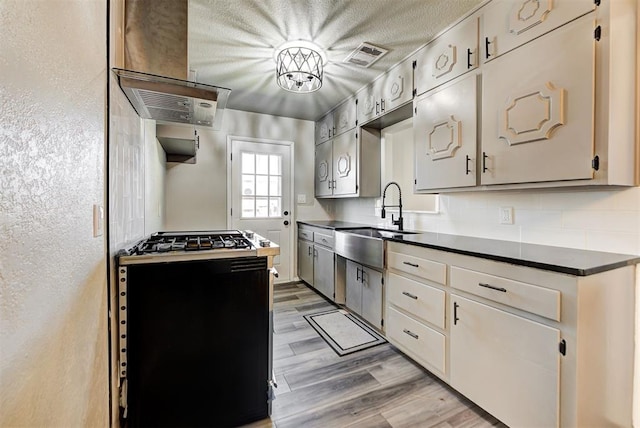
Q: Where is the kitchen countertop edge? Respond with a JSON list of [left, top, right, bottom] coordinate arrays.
[[297, 221, 640, 276]]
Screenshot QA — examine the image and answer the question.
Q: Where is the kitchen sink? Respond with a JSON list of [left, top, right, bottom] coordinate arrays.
[[334, 228, 418, 269]]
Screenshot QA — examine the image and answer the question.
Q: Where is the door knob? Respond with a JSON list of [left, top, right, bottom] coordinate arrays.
[[283, 210, 289, 216], [284, 220, 289, 226]]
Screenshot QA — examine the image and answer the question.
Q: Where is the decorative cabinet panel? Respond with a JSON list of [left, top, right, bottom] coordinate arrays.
[[414, 15, 479, 96], [414, 74, 478, 191], [314, 128, 381, 198], [357, 76, 385, 125], [314, 139, 333, 197], [481, 14, 594, 185], [315, 112, 334, 144], [380, 55, 415, 114], [482, 0, 594, 63], [332, 97, 357, 138], [346, 259, 383, 330], [450, 295, 560, 428]]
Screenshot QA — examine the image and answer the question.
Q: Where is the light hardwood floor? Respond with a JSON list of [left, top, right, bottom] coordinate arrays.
[[244, 281, 507, 428]]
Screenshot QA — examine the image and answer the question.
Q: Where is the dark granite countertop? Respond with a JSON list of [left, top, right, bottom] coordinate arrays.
[[297, 220, 640, 276]]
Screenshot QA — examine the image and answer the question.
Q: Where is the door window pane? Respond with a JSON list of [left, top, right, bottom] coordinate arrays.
[[269, 155, 281, 175], [269, 176, 281, 196], [269, 197, 281, 217], [242, 153, 255, 174], [255, 197, 269, 217], [242, 175, 255, 195], [242, 197, 255, 218], [256, 154, 269, 174], [256, 175, 269, 196]]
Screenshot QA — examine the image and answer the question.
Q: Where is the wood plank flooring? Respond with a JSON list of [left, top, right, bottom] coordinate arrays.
[[244, 281, 507, 428]]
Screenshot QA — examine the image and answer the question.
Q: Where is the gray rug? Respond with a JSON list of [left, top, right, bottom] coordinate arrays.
[[304, 309, 386, 356]]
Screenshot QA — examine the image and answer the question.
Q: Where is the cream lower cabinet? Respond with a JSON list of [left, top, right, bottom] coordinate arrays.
[[297, 225, 336, 301], [313, 244, 335, 301], [450, 294, 560, 428], [297, 239, 314, 285], [345, 260, 383, 330], [385, 241, 635, 427]]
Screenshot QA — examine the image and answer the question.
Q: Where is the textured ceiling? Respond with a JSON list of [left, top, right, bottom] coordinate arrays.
[[188, 0, 484, 121]]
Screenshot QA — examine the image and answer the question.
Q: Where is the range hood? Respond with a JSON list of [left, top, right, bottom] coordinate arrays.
[[113, 0, 231, 129]]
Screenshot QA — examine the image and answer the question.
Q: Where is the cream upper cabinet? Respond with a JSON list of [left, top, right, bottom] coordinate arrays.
[[315, 111, 334, 144], [357, 76, 385, 126], [414, 15, 479, 96], [379, 55, 415, 114], [482, 0, 594, 63], [314, 139, 333, 197], [315, 128, 381, 199], [414, 74, 478, 191], [481, 14, 594, 185], [331, 131, 358, 196], [332, 97, 357, 138]]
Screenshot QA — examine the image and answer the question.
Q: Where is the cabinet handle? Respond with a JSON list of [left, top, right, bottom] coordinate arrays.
[[482, 152, 488, 173], [465, 155, 471, 175], [403, 261, 419, 268], [308, 246, 312, 256], [478, 282, 507, 293], [403, 329, 419, 340], [328, 180, 332, 190], [453, 302, 460, 325], [381, 98, 385, 112], [484, 37, 492, 59], [466, 48, 473, 68], [313, 248, 318, 258], [376, 101, 380, 115], [402, 291, 418, 300], [356, 267, 361, 282]]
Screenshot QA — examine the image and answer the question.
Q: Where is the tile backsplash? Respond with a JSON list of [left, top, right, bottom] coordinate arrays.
[[335, 187, 640, 255]]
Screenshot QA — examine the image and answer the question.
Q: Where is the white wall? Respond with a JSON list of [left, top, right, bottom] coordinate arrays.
[[164, 109, 333, 231], [0, 1, 109, 426]]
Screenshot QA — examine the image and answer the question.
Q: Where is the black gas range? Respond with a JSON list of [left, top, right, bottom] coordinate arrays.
[[116, 229, 273, 427]]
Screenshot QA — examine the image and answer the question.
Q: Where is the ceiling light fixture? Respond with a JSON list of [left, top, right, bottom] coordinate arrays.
[[275, 41, 325, 93]]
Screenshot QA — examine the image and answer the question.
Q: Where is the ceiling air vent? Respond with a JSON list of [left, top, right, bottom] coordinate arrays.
[[344, 42, 388, 68]]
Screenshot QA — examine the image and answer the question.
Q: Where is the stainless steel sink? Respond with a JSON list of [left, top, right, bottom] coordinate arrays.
[[334, 228, 418, 269]]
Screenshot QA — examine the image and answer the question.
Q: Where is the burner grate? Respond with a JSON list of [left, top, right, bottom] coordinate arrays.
[[136, 231, 254, 254]]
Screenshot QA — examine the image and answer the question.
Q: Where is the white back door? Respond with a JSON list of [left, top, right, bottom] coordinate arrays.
[[228, 137, 293, 282]]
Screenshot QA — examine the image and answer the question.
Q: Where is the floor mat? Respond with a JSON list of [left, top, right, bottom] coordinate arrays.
[[304, 308, 386, 356]]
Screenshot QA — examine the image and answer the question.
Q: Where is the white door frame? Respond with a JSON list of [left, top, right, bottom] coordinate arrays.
[[226, 135, 295, 281]]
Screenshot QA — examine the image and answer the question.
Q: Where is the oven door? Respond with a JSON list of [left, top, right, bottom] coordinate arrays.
[[121, 256, 270, 427]]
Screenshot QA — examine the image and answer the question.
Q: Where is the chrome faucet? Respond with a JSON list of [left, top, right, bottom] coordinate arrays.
[[381, 181, 403, 231]]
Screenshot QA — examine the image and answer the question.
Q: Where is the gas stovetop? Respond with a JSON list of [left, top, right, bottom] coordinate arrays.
[[118, 230, 258, 264], [137, 231, 253, 254]]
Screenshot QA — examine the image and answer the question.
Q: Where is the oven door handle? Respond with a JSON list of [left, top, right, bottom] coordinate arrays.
[[270, 267, 279, 278]]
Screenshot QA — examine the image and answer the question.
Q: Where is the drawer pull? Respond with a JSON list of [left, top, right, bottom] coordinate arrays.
[[402, 291, 418, 300], [478, 282, 507, 293], [321, 238, 328, 243], [403, 261, 419, 268], [403, 329, 419, 340]]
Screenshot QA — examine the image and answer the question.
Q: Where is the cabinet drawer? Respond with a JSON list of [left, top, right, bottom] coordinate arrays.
[[450, 266, 560, 321], [298, 229, 313, 241], [387, 251, 446, 285], [387, 273, 445, 329], [314, 232, 334, 248], [386, 306, 445, 375]]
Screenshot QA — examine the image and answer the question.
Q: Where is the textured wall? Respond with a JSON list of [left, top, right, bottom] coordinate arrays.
[[0, 1, 109, 426]]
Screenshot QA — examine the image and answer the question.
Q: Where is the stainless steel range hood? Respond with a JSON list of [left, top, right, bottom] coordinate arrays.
[[113, 0, 231, 129]]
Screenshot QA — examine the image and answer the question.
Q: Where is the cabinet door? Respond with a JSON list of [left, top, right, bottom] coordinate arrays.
[[450, 295, 560, 428], [333, 97, 357, 138], [414, 74, 477, 190], [313, 245, 335, 301], [297, 239, 314, 286], [332, 131, 357, 196], [414, 16, 479, 95], [481, 15, 594, 185], [345, 260, 362, 315], [357, 77, 384, 125], [361, 266, 383, 329], [482, 0, 594, 63], [381, 56, 415, 113], [315, 112, 334, 144], [314, 139, 333, 197]]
